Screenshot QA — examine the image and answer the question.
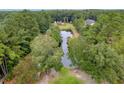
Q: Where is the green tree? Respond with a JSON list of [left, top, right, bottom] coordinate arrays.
[[31, 35, 62, 73], [69, 38, 124, 83], [47, 25, 61, 44], [0, 43, 19, 74]]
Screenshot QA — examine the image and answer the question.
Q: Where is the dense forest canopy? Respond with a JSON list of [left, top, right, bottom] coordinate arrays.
[[0, 9, 124, 83]]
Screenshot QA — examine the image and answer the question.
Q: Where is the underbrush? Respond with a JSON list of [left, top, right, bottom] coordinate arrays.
[[5, 55, 39, 84]]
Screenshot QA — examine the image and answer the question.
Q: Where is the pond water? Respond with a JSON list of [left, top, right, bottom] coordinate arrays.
[[60, 31, 73, 68]]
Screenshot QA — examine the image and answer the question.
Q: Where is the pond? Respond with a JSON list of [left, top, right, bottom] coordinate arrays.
[[60, 31, 73, 68]]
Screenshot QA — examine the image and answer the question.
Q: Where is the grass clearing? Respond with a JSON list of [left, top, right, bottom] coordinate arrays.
[[50, 67, 83, 84], [55, 23, 79, 38]]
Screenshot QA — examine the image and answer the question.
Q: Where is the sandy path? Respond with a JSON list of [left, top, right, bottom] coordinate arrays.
[[37, 69, 59, 84], [70, 69, 96, 84]]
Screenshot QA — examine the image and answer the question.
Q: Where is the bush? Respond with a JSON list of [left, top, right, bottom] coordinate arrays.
[[113, 37, 124, 55]]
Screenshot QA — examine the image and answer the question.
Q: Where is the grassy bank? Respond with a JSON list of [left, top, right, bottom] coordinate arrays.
[[55, 23, 79, 38], [50, 68, 83, 84]]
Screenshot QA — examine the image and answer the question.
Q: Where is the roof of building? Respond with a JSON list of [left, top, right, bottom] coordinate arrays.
[[85, 19, 95, 25]]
